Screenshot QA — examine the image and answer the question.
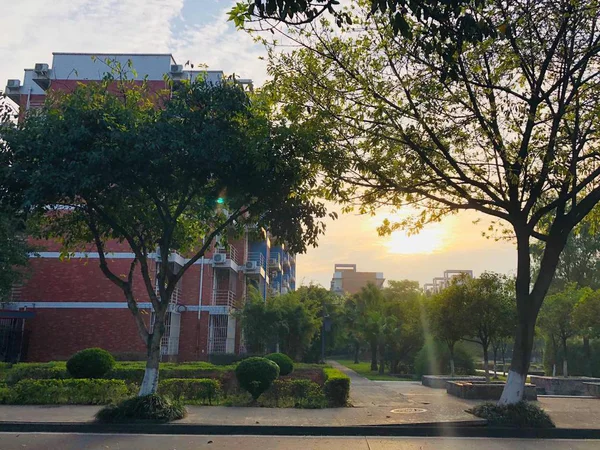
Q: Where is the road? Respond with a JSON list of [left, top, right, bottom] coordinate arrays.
[[1, 434, 599, 450]]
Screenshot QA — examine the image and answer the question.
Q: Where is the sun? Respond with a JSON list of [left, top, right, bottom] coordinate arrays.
[[384, 226, 448, 255]]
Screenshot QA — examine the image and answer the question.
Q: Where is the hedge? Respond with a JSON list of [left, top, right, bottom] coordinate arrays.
[[159, 379, 221, 405], [266, 353, 294, 376], [323, 368, 350, 407], [6, 363, 68, 385], [4, 379, 131, 405], [106, 365, 234, 383]]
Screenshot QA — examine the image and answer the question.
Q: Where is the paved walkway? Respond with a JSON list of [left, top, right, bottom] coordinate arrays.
[[0, 363, 597, 429]]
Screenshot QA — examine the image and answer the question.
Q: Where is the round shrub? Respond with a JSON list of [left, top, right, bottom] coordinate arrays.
[[67, 348, 115, 379], [95, 394, 186, 423], [235, 357, 280, 400], [266, 353, 294, 376]]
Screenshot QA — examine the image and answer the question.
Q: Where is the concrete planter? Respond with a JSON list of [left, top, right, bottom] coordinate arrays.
[[446, 380, 537, 400], [584, 383, 600, 397], [529, 375, 600, 396], [421, 375, 486, 389]]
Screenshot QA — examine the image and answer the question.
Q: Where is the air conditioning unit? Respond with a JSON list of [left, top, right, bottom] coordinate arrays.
[[34, 63, 49, 74], [170, 64, 183, 74], [6, 80, 20, 88], [245, 261, 258, 270], [213, 253, 227, 264]]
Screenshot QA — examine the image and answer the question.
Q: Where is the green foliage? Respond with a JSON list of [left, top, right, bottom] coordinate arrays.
[[95, 394, 186, 423], [8, 379, 130, 405], [235, 357, 280, 400], [414, 341, 476, 378], [158, 378, 221, 405], [573, 290, 600, 339], [323, 367, 350, 407], [266, 353, 294, 376], [0, 214, 29, 302], [238, 286, 322, 359], [543, 339, 600, 377], [468, 402, 555, 428], [67, 348, 116, 379], [6, 362, 68, 385]]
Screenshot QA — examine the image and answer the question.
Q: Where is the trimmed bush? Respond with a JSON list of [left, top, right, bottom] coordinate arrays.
[[106, 364, 235, 383], [96, 394, 186, 423], [9, 379, 130, 405], [266, 353, 294, 376], [414, 341, 476, 378], [261, 378, 325, 408], [468, 401, 555, 428], [6, 363, 68, 385], [159, 378, 221, 405], [323, 367, 350, 407], [67, 348, 115, 379], [235, 357, 280, 400]]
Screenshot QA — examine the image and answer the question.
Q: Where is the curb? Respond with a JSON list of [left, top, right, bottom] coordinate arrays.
[[0, 422, 599, 439]]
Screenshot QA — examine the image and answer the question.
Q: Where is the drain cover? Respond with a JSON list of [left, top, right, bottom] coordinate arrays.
[[390, 408, 427, 414]]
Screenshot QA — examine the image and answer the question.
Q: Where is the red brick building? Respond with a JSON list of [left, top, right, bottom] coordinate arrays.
[[3, 53, 297, 362]]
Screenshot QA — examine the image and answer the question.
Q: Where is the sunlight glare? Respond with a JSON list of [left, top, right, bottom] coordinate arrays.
[[384, 226, 448, 255]]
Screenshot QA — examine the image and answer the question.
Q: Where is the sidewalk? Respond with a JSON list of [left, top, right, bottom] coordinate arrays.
[[0, 363, 597, 431]]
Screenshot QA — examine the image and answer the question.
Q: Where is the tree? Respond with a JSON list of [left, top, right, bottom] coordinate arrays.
[[258, 0, 600, 404], [2, 74, 327, 395], [532, 218, 600, 292], [350, 283, 386, 371], [382, 280, 424, 374], [573, 289, 600, 374], [463, 273, 515, 381], [538, 284, 586, 377], [0, 214, 29, 302], [429, 280, 469, 377]]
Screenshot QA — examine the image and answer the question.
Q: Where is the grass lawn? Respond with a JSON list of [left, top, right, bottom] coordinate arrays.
[[335, 360, 414, 381]]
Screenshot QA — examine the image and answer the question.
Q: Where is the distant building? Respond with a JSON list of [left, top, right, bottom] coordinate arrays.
[[330, 264, 384, 295], [423, 269, 473, 294]]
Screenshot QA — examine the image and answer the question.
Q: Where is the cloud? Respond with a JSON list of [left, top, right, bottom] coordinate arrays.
[[0, 0, 185, 88]]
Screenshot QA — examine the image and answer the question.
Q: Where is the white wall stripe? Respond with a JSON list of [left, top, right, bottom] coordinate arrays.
[[29, 252, 215, 265], [6, 302, 230, 315]]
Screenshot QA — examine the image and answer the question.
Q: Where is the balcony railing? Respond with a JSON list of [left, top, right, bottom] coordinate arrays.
[[288, 254, 296, 265], [282, 255, 291, 268], [214, 246, 239, 265], [268, 254, 281, 271], [246, 252, 266, 269], [212, 290, 236, 308]]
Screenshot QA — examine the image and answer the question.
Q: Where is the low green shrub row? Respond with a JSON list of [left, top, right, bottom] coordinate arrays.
[[323, 368, 350, 407], [5, 362, 235, 385], [158, 378, 221, 405], [262, 378, 326, 408], [0, 379, 131, 405]]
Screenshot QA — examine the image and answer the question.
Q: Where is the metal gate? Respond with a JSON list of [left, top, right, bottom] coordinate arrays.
[[0, 318, 28, 363], [208, 314, 228, 354]]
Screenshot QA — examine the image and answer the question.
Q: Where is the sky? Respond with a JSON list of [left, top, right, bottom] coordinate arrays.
[[0, 0, 518, 288]]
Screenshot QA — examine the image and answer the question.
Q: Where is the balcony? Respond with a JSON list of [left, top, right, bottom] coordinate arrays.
[[212, 246, 240, 272], [244, 252, 266, 279], [282, 255, 291, 268], [212, 290, 237, 308], [268, 254, 282, 272], [288, 254, 296, 265]]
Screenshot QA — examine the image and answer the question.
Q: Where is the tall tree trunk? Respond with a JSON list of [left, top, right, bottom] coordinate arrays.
[[562, 338, 568, 378], [493, 347, 498, 379], [583, 336, 591, 376], [353, 342, 360, 364], [483, 346, 490, 382], [370, 340, 378, 371], [378, 341, 385, 375], [139, 329, 162, 396], [449, 343, 455, 377], [499, 229, 563, 405]]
